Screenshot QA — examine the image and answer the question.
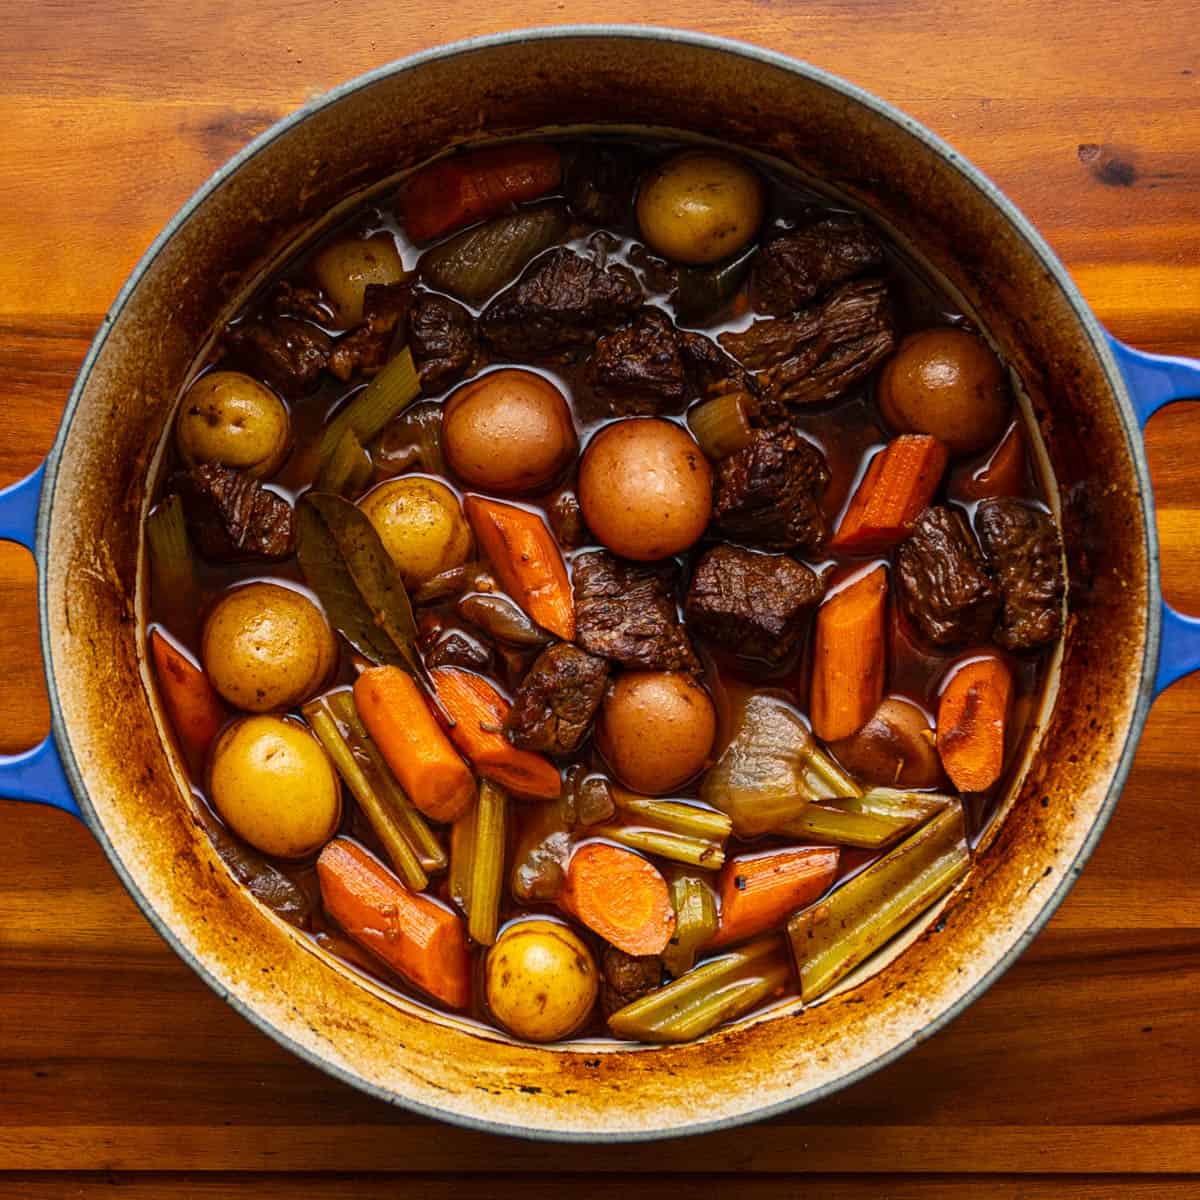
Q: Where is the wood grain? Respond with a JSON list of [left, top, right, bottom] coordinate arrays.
[[0, 0, 1196, 1192]]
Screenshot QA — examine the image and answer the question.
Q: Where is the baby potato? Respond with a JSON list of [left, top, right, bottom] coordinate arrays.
[[636, 150, 765, 265], [202, 582, 337, 713], [175, 371, 290, 478], [579, 418, 712, 561], [878, 328, 1010, 455], [485, 918, 598, 1042], [596, 672, 717, 796], [312, 232, 406, 327], [210, 715, 342, 859], [359, 477, 472, 588], [443, 369, 577, 495]]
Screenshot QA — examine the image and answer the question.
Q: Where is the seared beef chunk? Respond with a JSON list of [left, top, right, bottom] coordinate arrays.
[[425, 630, 493, 673], [328, 283, 413, 382], [678, 330, 758, 401], [601, 944, 663, 1018], [976, 499, 1064, 651], [480, 247, 643, 361], [565, 145, 637, 227], [720, 279, 895, 407], [750, 213, 884, 316], [897, 506, 1000, 646], [626, 242, 679, 296], [224, 315, 331, 398], [504, 643, 610, 754], [172, 464, 294, 561], [685, 544, 824, 664], [270, 280, 334, 324], [407, 291, 483, 392], [582, 308, 688, 415], [548, 490, 590, 550], [573, 550, 699, 672], [712, 428, 830, 554]]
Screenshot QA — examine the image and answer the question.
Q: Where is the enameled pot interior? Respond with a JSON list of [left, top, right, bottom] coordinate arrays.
[[41, 31, 1151, 1138]]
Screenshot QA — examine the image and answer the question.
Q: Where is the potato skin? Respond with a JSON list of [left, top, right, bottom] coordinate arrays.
[[636, 151, 764, 265], [878, 328, 1009, 455], [312, 232, 406, 327], [209, 715, 342, 859], [358, 477, 472, 588], [202, 582, 337, 713], [596, 672, 717, 795], [443, 369, 577, 495], [579, 418, 712, 561], [176, 371, 290, 478], [485, 918, 598, 1042], [830, 696, 943, 789]]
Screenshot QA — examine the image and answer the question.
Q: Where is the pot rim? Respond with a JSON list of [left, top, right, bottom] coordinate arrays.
[[35, 24, 1163, 1142]]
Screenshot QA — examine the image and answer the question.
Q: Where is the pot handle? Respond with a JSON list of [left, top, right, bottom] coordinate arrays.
[[0, 463, 80, 818], [1107, 334, 1200, 696]]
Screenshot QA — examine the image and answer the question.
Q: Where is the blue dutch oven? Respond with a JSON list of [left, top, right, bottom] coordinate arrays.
[[0, 28, 1197, 1140]]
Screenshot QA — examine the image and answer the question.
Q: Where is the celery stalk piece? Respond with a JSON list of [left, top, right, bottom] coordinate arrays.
[[687, 391, 755, 459], [467, 780, 508, 946], [146, 494, 197, 598], [600, 792, 731, 868], [607, 935, 792, 1043], [325, 690, 447, 874], [448, 801, 476, 915], [592, 824, 725, 869], [302, 696, 428, 891], [788, 802, 970, 1001], [317, 427, 372, 497], [662, 873, 718, 977], [781, 790, 948, 850], [319, 346, 420, 466]]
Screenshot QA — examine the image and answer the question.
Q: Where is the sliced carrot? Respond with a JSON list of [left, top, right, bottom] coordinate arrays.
[[561, 842, 675, 957], [957, 422, 1027, 501], [936, 655, 1013, 792], [711, 846, 840, 947], [463, 495, 574, 641], [831, 435, 949, 552], [353, 666, 475, 822], [400, 143, 562, 243], [149, 629, 227, 765], [430, 666, 561, 800], [317, 837, 471, 1009], [811, 565, 888, 742]]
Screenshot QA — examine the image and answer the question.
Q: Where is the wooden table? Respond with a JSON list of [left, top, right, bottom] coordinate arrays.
[[1, 2, 1196, 1195]]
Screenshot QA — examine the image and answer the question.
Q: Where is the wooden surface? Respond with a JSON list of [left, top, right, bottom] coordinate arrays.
[[0, 2, 1197, 1194]]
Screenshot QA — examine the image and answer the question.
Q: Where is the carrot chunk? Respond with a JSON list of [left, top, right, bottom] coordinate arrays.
[[957, 422, 1027, 501], [711, 846, 840, 947], [149, 629, 227, 765], [561, 842, 675, 957], [353, 666, 475, 822], [400, 143, 562, 243], [810, 565, 888, 742], [463, 495, 574, 640], [317, 837, 471, 1009], [936, 655, 1013, 792], [430, 666, 561, 800], [831, 435, 949, 552]]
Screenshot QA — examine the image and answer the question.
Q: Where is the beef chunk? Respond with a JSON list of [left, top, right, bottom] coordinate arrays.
[[601, 944, 663, 1018], [573, 550, 699, 672], [504, 643, 610, 754], [678, 330, 758, 401], [720, 279, 895, 407], [270, 280, 334, 324], [712, 428, 830, 554], [685, 544, 824, 664], [896, 506, 1000, 646], [480, 247, 643, 361], [626, 242, 679, 295], [224, 315, 331, 398], [407, 291, 483, 392], [750, 213, 884, 316], [424, 630, 493, 673], [976, 499, 1064, 651], [565, 145, 637, 227], [548, 490, 590, 550], [582, 309, 688, 416], [328, 283, 413, 382], [172, 464, 294, 561]]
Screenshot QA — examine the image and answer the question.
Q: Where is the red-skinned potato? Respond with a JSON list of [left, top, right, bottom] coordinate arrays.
[[829, 696, 943, 789]]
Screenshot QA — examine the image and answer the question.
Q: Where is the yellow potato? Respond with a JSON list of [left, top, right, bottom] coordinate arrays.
[[359, 477, 472, 588], [209, 715, 342, 859], [175, 371, 290, 477], [636, 150, 765, 265], [202, 582, 337, 713], [312, 232, 406, 327], [485, 918, 598, 1042]]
